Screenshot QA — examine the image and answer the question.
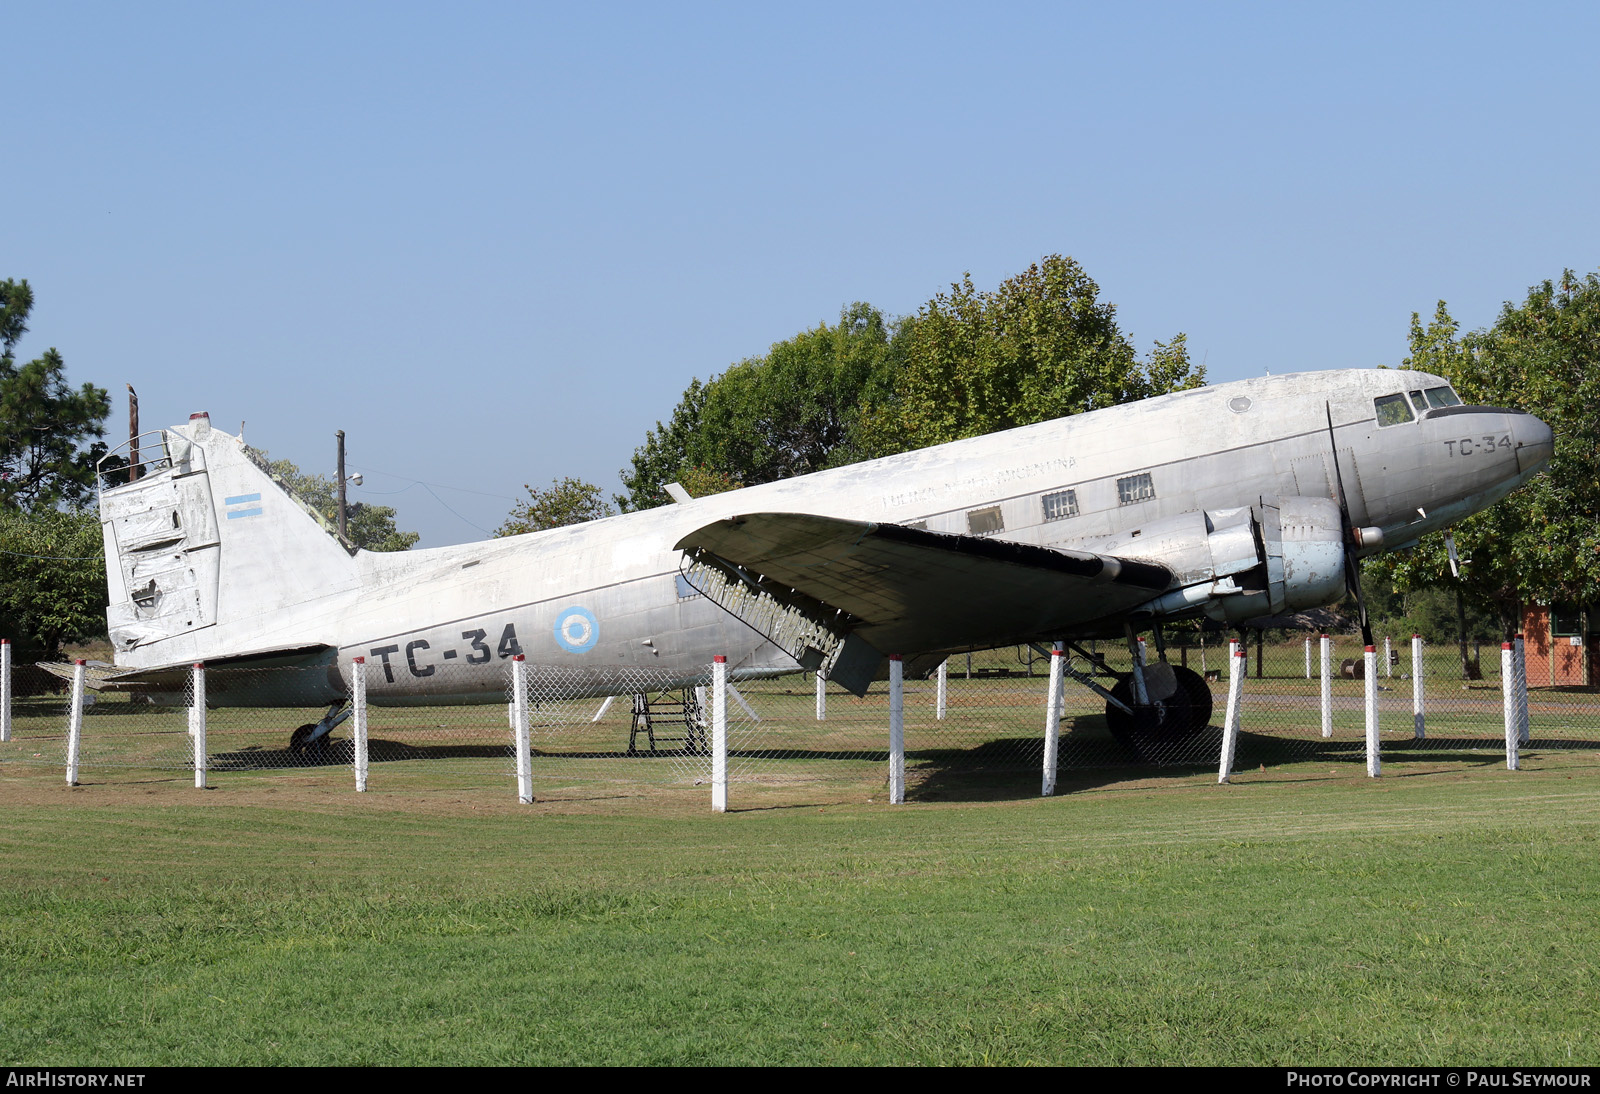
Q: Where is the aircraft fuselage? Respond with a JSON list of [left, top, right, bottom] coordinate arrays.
[[98, 369, 1552, 706]]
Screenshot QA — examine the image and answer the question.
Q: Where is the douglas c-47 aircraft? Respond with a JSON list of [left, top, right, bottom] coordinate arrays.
[[73, 369, 1552, 753]]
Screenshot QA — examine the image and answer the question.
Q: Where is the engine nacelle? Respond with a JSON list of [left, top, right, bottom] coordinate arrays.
[[1069, 495, 1347, 624]]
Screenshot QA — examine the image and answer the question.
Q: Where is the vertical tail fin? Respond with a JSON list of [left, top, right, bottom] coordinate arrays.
[[99, 414, 360, 667]]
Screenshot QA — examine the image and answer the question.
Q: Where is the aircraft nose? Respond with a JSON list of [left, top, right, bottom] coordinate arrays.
[[1516, 412, 1554, 475]]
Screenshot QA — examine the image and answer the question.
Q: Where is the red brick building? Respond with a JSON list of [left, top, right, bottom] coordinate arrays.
[[1521, 603, 1596, 687]]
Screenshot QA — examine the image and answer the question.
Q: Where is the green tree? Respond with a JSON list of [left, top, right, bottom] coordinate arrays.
[[0, 279, 112, 510], [0, 508, 106, 661], [255, 453, 420, 551], [1355, 567, 1502, 646], [1381, 272, 1600, 633], [617, 304, 902, 511], [618, 378, 710, 512], [692, 302, 903, 484], [619, 260, 1198, 509], [855, 256, 1203, 455], [675, 464, 742, 500], [497, 477, 614, 536], [0, 279, 113, 660]]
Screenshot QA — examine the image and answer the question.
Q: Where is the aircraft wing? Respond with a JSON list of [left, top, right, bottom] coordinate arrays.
[[675, 513, 1172, 682]]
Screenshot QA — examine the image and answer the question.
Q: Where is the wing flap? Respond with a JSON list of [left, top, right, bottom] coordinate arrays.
[[676, 513, 1172, 679]]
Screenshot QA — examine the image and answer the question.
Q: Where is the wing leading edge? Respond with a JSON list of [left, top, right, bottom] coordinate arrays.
[[675, 513, 1172, 694]]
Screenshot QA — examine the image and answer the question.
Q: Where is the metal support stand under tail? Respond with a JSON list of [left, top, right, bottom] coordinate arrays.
[[628, 689, 708, 756]]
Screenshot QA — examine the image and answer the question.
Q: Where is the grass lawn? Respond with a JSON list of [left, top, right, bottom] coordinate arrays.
[[3, 747, 1600, 1065]]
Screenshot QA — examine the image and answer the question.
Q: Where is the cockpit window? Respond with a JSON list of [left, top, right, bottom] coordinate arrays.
[[1408, 389, 1428, 414], [1375, 393, 1414, 426], [1424, 385, 1461, 408]]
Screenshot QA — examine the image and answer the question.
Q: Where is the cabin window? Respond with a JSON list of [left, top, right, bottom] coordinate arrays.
[[1424, 385, 1462, 408], [966, 506, 1004, 536], [1116, 473, 1156, 505], [1374, 393, 1414, 426], [1042, 489, 1079, 521]]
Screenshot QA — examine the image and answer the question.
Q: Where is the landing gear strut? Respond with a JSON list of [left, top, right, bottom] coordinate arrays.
[[1100, 624, 1213, 759], [1050, 636, 1215, 758], [1104, 663, 1212, 753], [288, 701, 352, 755]]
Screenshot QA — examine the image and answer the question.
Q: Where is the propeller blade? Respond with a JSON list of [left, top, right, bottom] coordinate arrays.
[[1326, 403, 1375, 647], [1347, 552, 1375, 648]]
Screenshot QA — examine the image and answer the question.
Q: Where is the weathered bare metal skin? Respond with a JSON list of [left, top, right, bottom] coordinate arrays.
[[90, 369, 1552, 706]]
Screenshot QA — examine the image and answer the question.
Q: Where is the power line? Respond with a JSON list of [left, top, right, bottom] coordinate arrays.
[[347, 464, 519, 502]]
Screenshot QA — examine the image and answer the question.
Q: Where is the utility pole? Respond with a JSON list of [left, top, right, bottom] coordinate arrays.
[[127, 385, 140, 482], [336, 430, 348, 543]]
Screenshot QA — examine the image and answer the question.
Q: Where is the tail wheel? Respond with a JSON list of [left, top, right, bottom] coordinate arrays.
[[288, 723, 318, 753]]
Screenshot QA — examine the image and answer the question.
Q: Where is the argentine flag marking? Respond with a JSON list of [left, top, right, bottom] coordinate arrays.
[[225, 493, 263, 520]]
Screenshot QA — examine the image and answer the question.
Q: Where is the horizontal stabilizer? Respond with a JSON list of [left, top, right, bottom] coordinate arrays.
[[36, 660, 176, 691], [36, 645, 345, 707]]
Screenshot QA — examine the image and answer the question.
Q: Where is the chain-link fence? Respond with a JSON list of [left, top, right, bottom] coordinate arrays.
[[3, 633, 1596, 807], [510, 663, 715, 797], [0, 663, 516, 780]]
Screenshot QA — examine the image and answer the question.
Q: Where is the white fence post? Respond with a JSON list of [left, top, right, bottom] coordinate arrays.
[[1411, 634, 1425, 739], [1042, 644, 1063, 797], [1, 638, 11, 743], [1384, 635, 1393, 679], [66, 659, 85, 786], [1502, 642, 1520, 770], [512, 655, 532, 804], [352, 656, 368, 793], [1304, 636, 1312, 680], [1320, 633, 1333, 739], [1218, 642, 1246, 783], [1364, 644, 1380, 777], [888, 655, 905, 805], [936, 659, 948, 721], [190, 663, 207, 789], [712, 656, 727, 813], [1515, 633, 1530, 744], [815, 670, 826, 721]]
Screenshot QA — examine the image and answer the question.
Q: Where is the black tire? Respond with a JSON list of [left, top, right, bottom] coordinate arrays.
[[288, 723, 318, 753], [1104, 670, 1199, 760], [1171, 665, 1214, 730]]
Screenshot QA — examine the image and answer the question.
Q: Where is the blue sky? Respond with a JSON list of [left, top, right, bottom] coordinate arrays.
[[6, 2, 1596, 545]]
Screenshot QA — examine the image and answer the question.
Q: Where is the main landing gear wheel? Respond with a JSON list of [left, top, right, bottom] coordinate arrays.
[[1171, 664, 1214, 730], [1104, 663, 1210, 760]]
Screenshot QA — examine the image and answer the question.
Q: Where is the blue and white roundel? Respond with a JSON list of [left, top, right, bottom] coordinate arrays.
[[554, 606, 598, 653]]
